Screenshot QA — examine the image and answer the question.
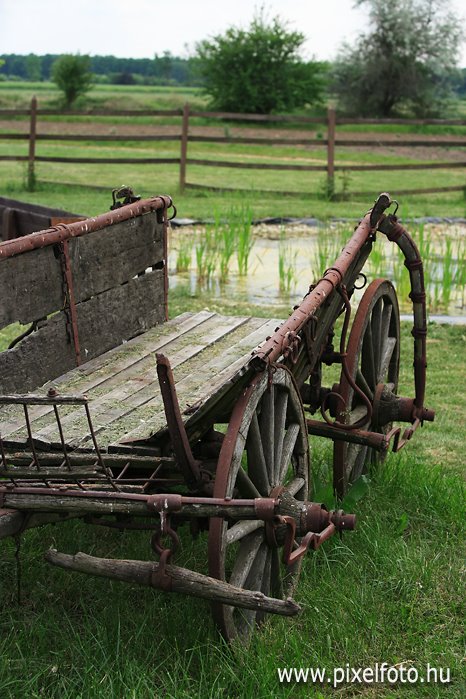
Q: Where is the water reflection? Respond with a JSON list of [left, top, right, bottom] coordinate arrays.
[[169, 224, 466, 317]]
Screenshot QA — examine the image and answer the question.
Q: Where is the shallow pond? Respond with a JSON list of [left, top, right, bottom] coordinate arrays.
[[168, 223, 466, 320]]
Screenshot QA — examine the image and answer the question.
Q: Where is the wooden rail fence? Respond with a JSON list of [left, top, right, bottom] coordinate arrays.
[[1, 97, 465, 198]]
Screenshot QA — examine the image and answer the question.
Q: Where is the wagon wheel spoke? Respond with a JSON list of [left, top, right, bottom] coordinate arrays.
[[378, 337, 397, 383], [361, 322, 376, 390], [229, 531, 264, 588], [273, 390, 288, 486], [235, 467, 261, 499], [371, 297, 383, 373], [333, 280, 400, 498], [258, 385, 275, 486], [225, 520, 263, 546], [233, 542, 268, 634], [277, 423, 300, 485], [246, 413, 270, 495], [347, 404, 369, 427], [256, 549, 272, 624], [356, 368, 374, 401], [270, 548, 284, 599], [284, 477, 306, 497], [209, 366, 310, 641]]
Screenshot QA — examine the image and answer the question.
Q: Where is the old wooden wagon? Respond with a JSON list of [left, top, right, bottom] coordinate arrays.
[[0, 190, 434, 640]]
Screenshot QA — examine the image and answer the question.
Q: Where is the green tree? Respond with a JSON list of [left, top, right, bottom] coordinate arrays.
[[26, 54, 42, 81], [332, 0, 464, 117], [52, 54, 93, 107], [195, 11, 325, 114]]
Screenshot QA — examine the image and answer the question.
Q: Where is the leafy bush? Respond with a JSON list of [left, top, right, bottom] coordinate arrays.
[[196, 11, 325, 114], [52, 54, 93, 107]]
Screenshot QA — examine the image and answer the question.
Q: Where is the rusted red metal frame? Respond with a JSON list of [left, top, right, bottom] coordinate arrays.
[[377, 214, 428, 421], [0, 195, 172, 260], [57, 239, 81, 365], [250, 194, 392, 370], [155, 353, 201, 488]]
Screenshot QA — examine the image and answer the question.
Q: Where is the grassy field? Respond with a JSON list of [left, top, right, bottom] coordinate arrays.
[[0, 82, 465, 220], [0, 318, 464, 699]]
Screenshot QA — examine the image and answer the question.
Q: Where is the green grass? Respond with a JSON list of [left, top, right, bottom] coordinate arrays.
[[0, 313, 464, 698]]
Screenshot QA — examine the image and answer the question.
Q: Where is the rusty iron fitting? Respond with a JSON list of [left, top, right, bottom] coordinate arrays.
[[300, 503, 356, 535], [282, 330, 301, 364], [300, 502, 331, 534], [330, 509, 356, 531], [254, 497, 278, 521], [150, 549, 173, 592], [147, 494, 183, 513], [151, 523, 180, 558]]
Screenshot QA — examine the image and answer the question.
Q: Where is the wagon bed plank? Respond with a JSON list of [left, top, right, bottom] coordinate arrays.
[[0, 312, 274, 451], [30, 313, 250, 447], [0, 310, 214, 439], [107, 317, 281, 446], [68, 314, 267, 449]]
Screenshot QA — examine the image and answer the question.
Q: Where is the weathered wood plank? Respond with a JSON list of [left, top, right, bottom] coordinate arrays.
[[0, 270, 165, 395], [0, 245, 63, 329], [33, 314, 250, 448], [68, 214, 164, 302], [0, 311, 75, 394], [0, 311, 212, 440], [76, 268, 165, 360], [11, 313, 240, 445], [1, 313, 280, 453], [117, 318, 279, 444], [0, 214, 163, 330], [110, 318, 279, 446]]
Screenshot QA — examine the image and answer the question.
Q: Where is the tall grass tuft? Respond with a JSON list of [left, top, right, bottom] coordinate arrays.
[[234, 205, 254, 276], [278, 228, 298, 294], [214, 212, 236, 284], [195, 225, 218, 285], [175, 234, 193, 273]]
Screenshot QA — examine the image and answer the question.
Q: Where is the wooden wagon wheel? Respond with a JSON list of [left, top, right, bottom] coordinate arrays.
[[333, 279, 400, 498], [208, 366, 310, 641]]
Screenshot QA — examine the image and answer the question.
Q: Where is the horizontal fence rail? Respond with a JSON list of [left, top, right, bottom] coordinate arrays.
[[0, 97, 465, 198]]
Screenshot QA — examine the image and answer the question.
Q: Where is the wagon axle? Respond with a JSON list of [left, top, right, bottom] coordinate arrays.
[[147, 491, 355, 538]]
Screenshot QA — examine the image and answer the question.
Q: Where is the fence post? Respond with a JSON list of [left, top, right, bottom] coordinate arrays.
[[326, 107, 336, 199], [179, 102, 190, 193], [27, 95, 37, 191]]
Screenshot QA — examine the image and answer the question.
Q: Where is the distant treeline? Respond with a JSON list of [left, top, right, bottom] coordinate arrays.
[[1, 52, 466, 97], [0, 53, 201, 86]]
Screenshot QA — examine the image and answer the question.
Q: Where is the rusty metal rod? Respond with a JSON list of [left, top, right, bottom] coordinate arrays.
[[0, 195, 172, 260], [377, 214, 433, 421], [250, 193, 392, 369]]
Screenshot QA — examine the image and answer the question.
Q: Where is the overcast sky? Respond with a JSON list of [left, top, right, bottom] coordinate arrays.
[[1, 0, 465, 65]]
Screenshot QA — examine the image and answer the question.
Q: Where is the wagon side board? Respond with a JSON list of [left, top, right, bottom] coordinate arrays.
[[0, 202, 168, 393]]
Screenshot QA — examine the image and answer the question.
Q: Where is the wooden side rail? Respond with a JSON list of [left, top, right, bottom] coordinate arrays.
[[0, 196, 171, 393]]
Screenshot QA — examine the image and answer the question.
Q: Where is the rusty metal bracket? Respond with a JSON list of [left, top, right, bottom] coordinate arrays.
[[156, 354, 202, 490], [280, 515, 338, 567], [56, 239, 81, 366], [150, 549, 173, 591]]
